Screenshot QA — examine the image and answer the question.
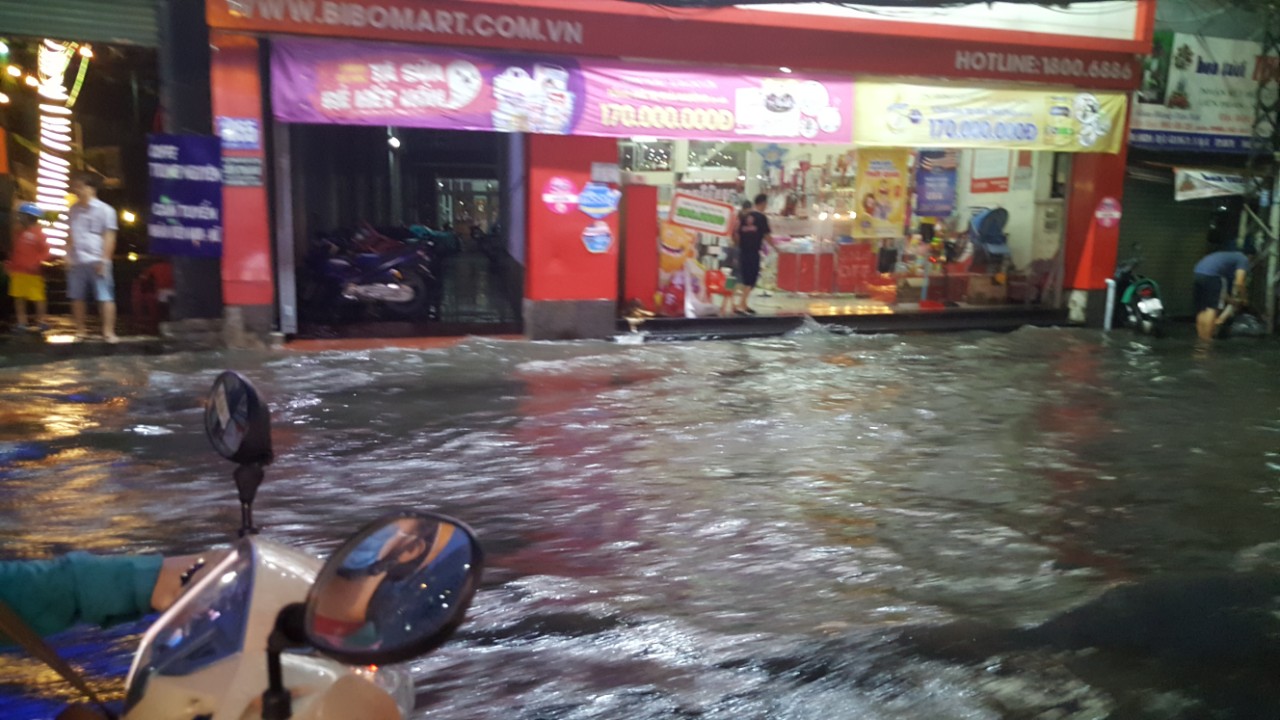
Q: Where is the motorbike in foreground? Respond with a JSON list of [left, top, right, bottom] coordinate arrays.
[[46, 371, 484, 719]]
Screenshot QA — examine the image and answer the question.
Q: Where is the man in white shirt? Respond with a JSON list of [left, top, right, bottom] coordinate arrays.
[[68, 173, 119, 342]]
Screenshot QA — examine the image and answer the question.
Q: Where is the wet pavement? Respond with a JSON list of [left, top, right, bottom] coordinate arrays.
[[2, 325, 1279, 719]]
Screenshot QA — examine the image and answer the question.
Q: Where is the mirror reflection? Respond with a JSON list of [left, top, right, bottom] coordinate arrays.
[[204, 372, 254, 461], [307, 514, 480, 657]]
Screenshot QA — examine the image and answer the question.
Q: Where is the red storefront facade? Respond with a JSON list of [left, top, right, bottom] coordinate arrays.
[[205, 0, 1154, 340]]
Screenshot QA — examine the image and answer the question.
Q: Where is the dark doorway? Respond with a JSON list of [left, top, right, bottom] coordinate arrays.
[[288, 125, 521, 338]]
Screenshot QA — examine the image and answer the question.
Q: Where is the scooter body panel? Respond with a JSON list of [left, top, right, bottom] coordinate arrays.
[[124, 539, 392, 720]]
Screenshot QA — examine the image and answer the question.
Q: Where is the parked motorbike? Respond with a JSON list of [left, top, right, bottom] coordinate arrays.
[[302, 224, 447, 321], [54, 371, 483, 719], [1112, 255, 1164, 336]]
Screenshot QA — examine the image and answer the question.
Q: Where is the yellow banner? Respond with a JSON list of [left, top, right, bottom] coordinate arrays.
[[854, 82, 1127, 154], [854, 148, 910, 239]]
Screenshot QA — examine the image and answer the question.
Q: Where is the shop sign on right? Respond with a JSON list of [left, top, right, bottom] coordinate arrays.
[[1130, 32, 1277, 154], [853, 81, 1127, 154]]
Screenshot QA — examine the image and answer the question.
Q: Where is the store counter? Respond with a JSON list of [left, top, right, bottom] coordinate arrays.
[[776, 243, 835, 293]]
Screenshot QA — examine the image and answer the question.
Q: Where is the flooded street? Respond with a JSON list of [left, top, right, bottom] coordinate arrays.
[[2, 326, 1279, 719]]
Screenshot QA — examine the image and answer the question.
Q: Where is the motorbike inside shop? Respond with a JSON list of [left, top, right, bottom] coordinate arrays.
[[286, 126, 522, 338]]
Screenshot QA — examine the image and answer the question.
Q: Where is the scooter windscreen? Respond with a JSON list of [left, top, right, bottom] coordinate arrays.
[[124, 544, 254, 711]]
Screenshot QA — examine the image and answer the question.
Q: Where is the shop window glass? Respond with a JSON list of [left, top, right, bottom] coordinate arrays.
[[619, 140, 674, 172], [687, 141, 747, 170]]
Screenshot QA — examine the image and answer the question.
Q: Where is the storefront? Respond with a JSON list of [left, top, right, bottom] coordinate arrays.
[[1122, 31, 1272, 319], [203, 0, 1153, 340]]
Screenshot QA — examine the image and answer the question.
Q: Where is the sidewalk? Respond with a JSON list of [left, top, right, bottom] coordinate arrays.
[[0, 316, 165, 367], [285, 335, 523, 352]]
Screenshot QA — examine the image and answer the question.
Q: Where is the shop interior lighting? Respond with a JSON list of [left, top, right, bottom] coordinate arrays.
[[0, 92, 8, 104], [68, 50, 91, 106], [35, 39, 80, 247], [779, 66, 793, 74], [24, 74, 38, 86], [78, 46, 93, 58], [5, 65, 20, 77], [122, 210, 137, 224], [0, 41, 8, 55], [387, 135, 402, 149]]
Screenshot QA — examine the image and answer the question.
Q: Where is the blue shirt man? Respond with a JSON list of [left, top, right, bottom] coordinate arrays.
[[1192, 250, 1250, 341]]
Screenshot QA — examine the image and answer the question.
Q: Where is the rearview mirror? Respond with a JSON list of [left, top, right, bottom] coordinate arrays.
[[204, 371, 273, 466], [304, 510, 483, 665]]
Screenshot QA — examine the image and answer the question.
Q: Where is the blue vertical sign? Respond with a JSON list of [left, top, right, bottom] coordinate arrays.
[[147, 134, 223, 258], [914, 150, 957, 217]]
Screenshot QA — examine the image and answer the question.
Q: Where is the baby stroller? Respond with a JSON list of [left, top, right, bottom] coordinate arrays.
[[968, 208, 1011, 275]]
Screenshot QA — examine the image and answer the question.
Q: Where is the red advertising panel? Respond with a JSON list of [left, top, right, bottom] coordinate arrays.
[[526, 135, 620, 302]]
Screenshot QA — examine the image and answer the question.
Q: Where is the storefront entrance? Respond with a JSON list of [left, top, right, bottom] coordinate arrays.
[[207, 0, 1148, 341], [619, 138, 1073, 318], [285, 125, 521, 336]]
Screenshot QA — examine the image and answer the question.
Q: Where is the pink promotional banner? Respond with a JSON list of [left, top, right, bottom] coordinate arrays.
[[271, 38, 854, 144], [578, 61, 853, 144]]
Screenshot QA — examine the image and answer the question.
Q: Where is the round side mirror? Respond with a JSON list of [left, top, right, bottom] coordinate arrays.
[[304, 510, 483, 665], [204, 371, 273, 465]]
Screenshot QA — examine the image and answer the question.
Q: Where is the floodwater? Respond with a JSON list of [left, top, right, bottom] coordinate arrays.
[[2, 325, 1279, 719]]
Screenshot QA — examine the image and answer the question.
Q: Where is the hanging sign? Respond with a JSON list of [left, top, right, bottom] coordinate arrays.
[[668, 193, 735, 236], [971, 149, 1012, 193], [853, 148, 909, 238], [223, 157, 264, 187], [914, 150, 957, 216], [216, 117, 261, 151], [1131, 32, 1274, 153], [854, 81, 1126, 153], [1173, 168, 1249, 201], [271, 37, 854, 144], [147, 134, 223, 258]]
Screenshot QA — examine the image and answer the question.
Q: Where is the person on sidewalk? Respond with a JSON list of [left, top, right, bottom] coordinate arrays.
[[5, 202, 52, 333], [733, 194, 777, 316], [67, 172, 119, 343], [1192, 246, 1251, 341]]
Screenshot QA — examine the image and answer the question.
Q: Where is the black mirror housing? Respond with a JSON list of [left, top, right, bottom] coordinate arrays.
[[205, 371, 273, 466]]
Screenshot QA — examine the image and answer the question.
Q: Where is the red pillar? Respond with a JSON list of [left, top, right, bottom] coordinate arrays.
[[1064, 151, 1128, 294], [525, 134, 620, 339], [210, 32, 275, 334], [622, 185, 659, 311]]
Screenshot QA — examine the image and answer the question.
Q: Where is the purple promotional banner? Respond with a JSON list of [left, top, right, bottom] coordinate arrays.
[[147, 134, 223, 258], [272, 39, 586, 134], [914, 149, 958, 217], [271, 38, 854, 144]]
